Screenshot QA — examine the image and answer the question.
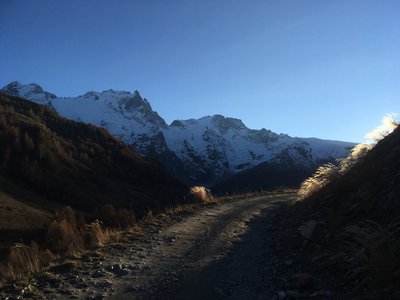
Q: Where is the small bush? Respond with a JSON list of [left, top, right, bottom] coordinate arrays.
[[46, 219, 83, 256], [117, 208, 136, 229], [100, 204, 135, 228], [83, 219, 107, 247], [189, 186, 214, 203], [100, 204, 118, 226]]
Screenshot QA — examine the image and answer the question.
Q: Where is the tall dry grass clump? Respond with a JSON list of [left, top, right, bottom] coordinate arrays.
[[298, 163, 339, 199], [298, 144, 373, 199], [1, 242, 54, 280], [365, 113, 399, 143], [338, 143, 372, 175], [298, 114, 398, 200], [189, 186, 214, 203], [83, 220, 108, 247]]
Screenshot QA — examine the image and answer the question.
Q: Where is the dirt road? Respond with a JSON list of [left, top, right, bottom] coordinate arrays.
[[1, 193, 296, 299]]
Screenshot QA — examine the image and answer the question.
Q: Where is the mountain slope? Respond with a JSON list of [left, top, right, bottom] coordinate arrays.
[[2, 82, 355, 186], [306, 126, 400, 227], [284, 125, 400, 297], [212, 161, 314, 195], [0, 92, 186, 217]]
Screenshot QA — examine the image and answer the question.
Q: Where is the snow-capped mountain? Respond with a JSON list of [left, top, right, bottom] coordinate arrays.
[[2, 81, 355, 185]]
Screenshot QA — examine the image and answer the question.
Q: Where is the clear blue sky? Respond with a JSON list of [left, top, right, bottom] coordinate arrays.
[[1, 0, 399, 142]]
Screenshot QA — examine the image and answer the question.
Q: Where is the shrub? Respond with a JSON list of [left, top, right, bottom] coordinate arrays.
[[189, 186, 214, 203], [117, 208, 136, 229], [100, 204, 118, 226], [46, 219, 83, 256], [82, 219, 107, 247], [54, 205, 85, 228], [100, 204, 136, 228]]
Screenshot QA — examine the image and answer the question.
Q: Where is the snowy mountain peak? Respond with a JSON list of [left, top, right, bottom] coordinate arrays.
[[2, 81, 56, 106], [209, 114, 247, 132], [1, 81, 356, 185], [4, 81, 43, 95]]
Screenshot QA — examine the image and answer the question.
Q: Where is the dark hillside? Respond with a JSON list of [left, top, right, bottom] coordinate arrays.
[[273, 126, 400, 298], [0, 92, 186, 215], [306, 126, 400, 228], [212, 162, 314, 195]]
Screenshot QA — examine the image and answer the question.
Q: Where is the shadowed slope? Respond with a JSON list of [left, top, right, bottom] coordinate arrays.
[[212, 161, 314, 195], [0, 92, 186, 218], [286, 125, 400, 297], [306, 126, 400, 228]]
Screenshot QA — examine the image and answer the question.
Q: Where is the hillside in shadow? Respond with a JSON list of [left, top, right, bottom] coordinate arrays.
[[0, 92, 187, 225], [212, 161, 314, 195], [304, 125, 400, 229], [274, 125, 400, 298]]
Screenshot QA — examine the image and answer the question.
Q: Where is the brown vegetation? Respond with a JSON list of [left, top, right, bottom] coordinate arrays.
[[189, 186, 214, 203], [0, 205, 126, 280], [0, 92, 186, 215], [294, 125, 400, 296]]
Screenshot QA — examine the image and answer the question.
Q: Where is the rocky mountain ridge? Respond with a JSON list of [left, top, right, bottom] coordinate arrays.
[[2, 81, 355, 185]]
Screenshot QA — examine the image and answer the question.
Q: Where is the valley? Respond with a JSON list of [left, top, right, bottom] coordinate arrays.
[[1, 2, 398, 299], [0, 87, 398, 299]]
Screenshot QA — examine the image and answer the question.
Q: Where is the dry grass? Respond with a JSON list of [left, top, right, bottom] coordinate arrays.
[[1, 242, 54, 281], [189, 186, 214, 203], [298, 116, 397, 201], [0, 205, 125, 281], [82, 220, 120, 247], [298, 143, 373, 200], [298, 163, 339, 199]]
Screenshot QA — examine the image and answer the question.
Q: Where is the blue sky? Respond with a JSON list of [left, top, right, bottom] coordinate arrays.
[[0, 0, 399, 142]]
